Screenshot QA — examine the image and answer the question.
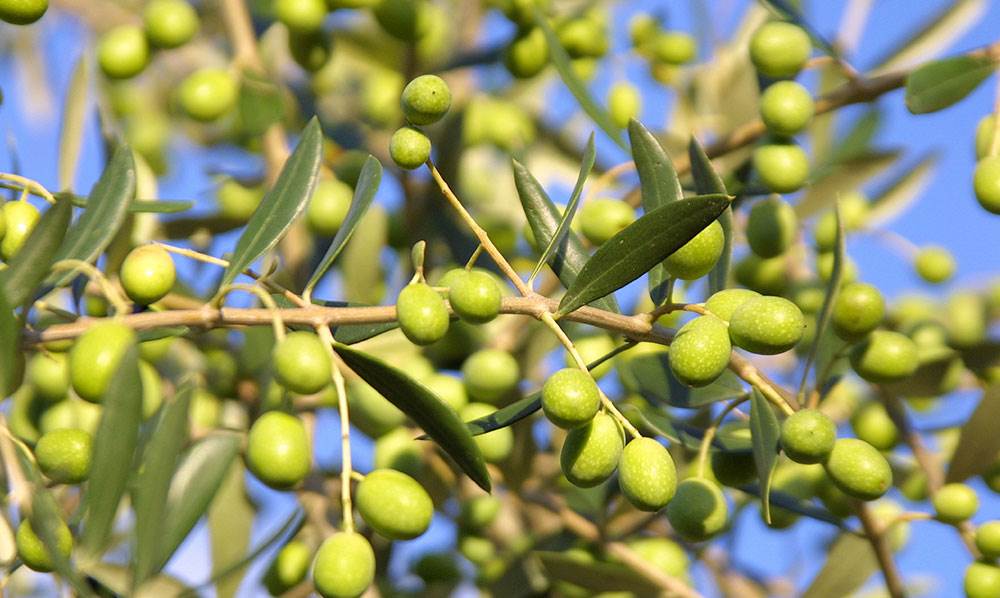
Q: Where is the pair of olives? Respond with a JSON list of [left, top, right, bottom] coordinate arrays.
[[396, 268, 502, 345], [97, 0, 199, 79], [390, 75, 452, 169]]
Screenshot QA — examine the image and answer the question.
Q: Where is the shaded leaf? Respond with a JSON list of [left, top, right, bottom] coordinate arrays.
[[334, 321, 399, 344], [946, 385, 1000, 484], [556, 194, 731, 317], [738, 483, 848, 530], [130, 199, 194, 214], [798, 202, 843, 397], [689, 138, 733, 294], [865, 153, 938, 228], [0, 291, 18, 395], [58, 56, 89, 191], [218, 118, 323, 292], [535, 551, 662, 595], [209, 462, 254, 598], [749, 389, 780, 525], [85, 562, 191, 598], [872, 0, 987, 73], [905, 55, 997, 114], [237, 71, 284, 137], [802, 533, 878, 598], [334, 344, 491, 491], [0, 195, 73, 306]]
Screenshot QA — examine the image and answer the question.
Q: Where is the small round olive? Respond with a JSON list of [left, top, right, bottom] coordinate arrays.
[[665, 477, 728, 541], [823, 438, 892, 501], [728, 296, 805, 355], [541, 368, 601, 429], [422, 372, 468, 413], [312, 532, 375, 598], [35, 428, 92, 484], [662, 220, 725, 280], [373, 426, 422, 475], [458, 495, 501, 532], [975, 521, 1000, 559], [272, 331, 332, 395], [178, 68, 238, 121], [668, 316, 732, 387], [15, 519, 73, 573], [97, 25, 150, 79], [966, 562, 1000, 598], [619, 437, 677, 511], [831, 282, 885, 341], [753, 142, 809, 193], [704, 288, 760, 322], [749, 21, 811, 78], [396, 282, 450, 346], [447, 269, 502, 324], [578, 198, 636, 246], [263, 540, 313, 596], [356, 468, 433, 539], [914, 245, 956, 284], [400, 74, 451, 125], [120, 244, 176, 305], [503, 27, 549, 79], [143, 0, 199, 49], [306, 178, 353, 236], [275, 0, 327, 33], [461, 349, 519, 403], [849, 330, 919, 383], [389, 126, 431, 170], [974, 156, 1000, 215], [560, 412, 623, 488], [933, 483, 979, 524], [245, 411, 311, 490], [216, 179, 263, 221], [746, 196, 797, 258], [734, 254, 788, 295], [651, 31, 696, 65], [69, 321, 137, 402], [759, 81, 815, 136], [608, 82, 641, 129], [780, 409, 836, 464], [1, 200, 40, 260], [850, 401, 899, 452], [27, 352, 70, 402]]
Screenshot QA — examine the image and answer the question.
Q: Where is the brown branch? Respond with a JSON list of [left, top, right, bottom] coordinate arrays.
[[855, 502, 908, 598]]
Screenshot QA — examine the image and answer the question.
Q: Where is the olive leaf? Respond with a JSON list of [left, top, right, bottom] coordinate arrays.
[[535, 551, 662, 595], [58, 55, 90, 191], [749, 389, 781, 525], [802, 533, 879, 598], [946, 385, 1000, 484], [1, 194, 73, 306], [688, 137, 732, 294], [866, 153, 939, 228], [208, 462, 254, 598], [737, 483, 849, 530], [0, 291, 18, 395], [872, 0, 987, 74], [797, 201, 843, 398], [905, 54, 998, 114]]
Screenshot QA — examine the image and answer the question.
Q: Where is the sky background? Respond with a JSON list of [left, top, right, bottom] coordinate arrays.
[[2, 0, 1000, 596]]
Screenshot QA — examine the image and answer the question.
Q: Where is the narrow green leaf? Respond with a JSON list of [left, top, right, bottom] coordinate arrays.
[[81, 344, 143, 557], [749, 389, 780, 525], [133, 382, 194, 585], [334, 321, 399, 344], [802, 533, 879, 598], [463, 392, 541, 436], [513, 158, 619, 313], [334, 343, 491, 491], [130, 199, 194, 214], [0, 195, 73, 306], [533, 14, 626, 150], [84, 562, 191, 598], [209, 462, 254, 598], [218, 118, 323, 292], [620, 404, 686, 449], [796, 151, 899, 220], [556, 194, 731, 317], [866, 153, 938, 228], [158, 434, 242, 571], [58, 56, 89, 191], [0, 291, 18, 395], [738, 484, 848, 530], [237, 71, 285, 137], [689, 138, 732, 294], [946, 385, 1000, 483], [305, 156, 383, 294], [798, 202, 843, 398], [871, 0, 987, 74], [905, 54, 997, 114], [530, 134, 595, 284], [49, 145, 136, 287], [535, 551, 662, 595]]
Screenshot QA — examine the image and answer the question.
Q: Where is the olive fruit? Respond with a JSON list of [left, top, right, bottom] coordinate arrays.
[[541, 368, 601, 429], [178, 68, 238, 121], [35, 428, 92, 484], [578, 198, 636, 246], [734, 254, 788, 295], [759, 80, 814, 136], [749, 21, 811, 78], [669, 316, 731, 387], [389, 126, 431, 169], [711, 450, 757, 488], [401, 74, 451, 125], [608, 82, 641, 129], [850, 401, 899, 452], [823, 438, 892, 501], [652, 31, 696, 65], [974, 156, 1000, 214], [273, 331, 332, 395], [462, 402, 513, 463], [27, 352, 70, 402], [976, 114, 996, 159], [933, 483, 979, 524], [557, 17, 607, 59], [120, 244, 176, 305], [461, 349, 519, 403], [356, 468, 433, 539], [447, 269, 501, 324], [245, 411, 311, 489], [143, 0, 199, 49], [216, 178, 263, 221], [965, 562, 1000, 598], [662, 220, 724, 280], [665, 477, 728, 541], [275, 0, 327, 33], [946, 291, 988, 348], [423, 372, 467, 412], [203, 347, 238, 396], [15, 519, 72, 573], [69, 321, 137, 402], [914, 245, 955, 284], [263, 540, 312, 596], [459, 495, 501, 532], [565, 334, 616, 380], [348, 381, 405, 438], [1, 201, 40, 260], [306, 178, 352, 236], [753, 142, 809, 193], [746, 196, 797, 258], [397, 282, 449, 345], [849, 330, 919, 383], [976, 521, 1000, 559], [766, 463, 819, 528], [704, 288, 760, 322], [619, 437, 677, 511], [503, 27, 548, 79], [626, 537, 690, 582], [729, 296, 805, 355], [629, 13, 659, 51], [780, 409, 835, 464], [312, 532, 375, 598], [97, 25, 150, 79], [816, 251, 858, 283], [560, 412, 623, 488], [812, 193, 869, 251], [373, 0, 428, 42], [373, 426, 422, 475], [831, 282, 885, 341], [0, 0, 47, 24]]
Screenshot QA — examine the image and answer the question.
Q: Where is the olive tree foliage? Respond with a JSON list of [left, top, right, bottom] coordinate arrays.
[[0, 0, 999, 596]]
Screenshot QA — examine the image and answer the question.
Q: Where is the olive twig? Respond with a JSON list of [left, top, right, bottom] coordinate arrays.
[[214, 283, 287, 342], [49, 259, 130, 315], [0, 173, 56, 204], [318, 325, 355, 534], [696, 396, 750, 479]]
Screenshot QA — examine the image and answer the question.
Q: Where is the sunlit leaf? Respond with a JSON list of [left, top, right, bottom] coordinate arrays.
[[58, 56, 89, 191], [872, 0, 988, 74], [750, 389, 780, 524], [905, 55, 998, 114]]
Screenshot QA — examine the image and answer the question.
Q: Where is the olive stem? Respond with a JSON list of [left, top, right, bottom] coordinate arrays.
[[0, 173, 57, 205], [214, 283, 286, 342], [319, 325, 355, 534], [49, 259, 130, 315], [464, 244, 484, 270], [696, 396, 750, 478], [644, 301, 714, 324]]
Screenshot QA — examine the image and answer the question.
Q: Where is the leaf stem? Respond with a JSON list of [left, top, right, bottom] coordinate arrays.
[[0, 173, 56, 204], [696, 397, 749, 478]]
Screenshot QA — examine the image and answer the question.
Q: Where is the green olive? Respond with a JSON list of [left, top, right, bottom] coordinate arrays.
[[263, 540, 313, 596], [348, 380, 405, 438], [458, 495, 501, 532], [216, 178, 263, 221], [541, 368, 601, 429], [849, 330, 919, 383], [306, 179, 352, 237], [178, 68, 238, 122], [15, 519, 72, 573], [245, 411, 311, 489], [704, 289, 760, 322], [753, 142, 809, 193], [461, 402, 513, 463], [668, 316, 731, 387], [913, 245, 955, 284], [373, 426, 422, 475], [966, 562, 1000, 598], [746, 196, 797, 258], [619, 437, 677, 511], [662, 220, 724, 280], [397, 282, 450, 345], [578, 198, 636, 246], [728, 296, 805, 355], [974, 156, 1000, 215], [447, 269, 502, 324], [975, 521, 1000, 559], [560, 412, 623, 488], [831, 282, 885, 341], [27, 352, 70, 402], [625, 537, 690, 583], [665, 477, 728, 541], [97, 25, 150, 79], [289, 30, 333, 72], [120, 244, 176, 305], [734, 254, 788, 295], [143, 0, 199, 49], [652, 31, 696, 65], [564, 334, 616, 380], [1, 201, 40, 260], [372, 0, 429, 42], [389, 125, 431, 170], [356, 468, 433, 539], [461, 349, 519, 403], [400, 74, 451, 125], [275, 0, 327, 33], [34, 428, 92, 484], [608, 82, 641, 129], [312, 531, 375, 598], [759, 80, 814, 136], [749, 21, 811, 78], [933, 483, 979, 524], [273, 331, 332, 395], [850, 401, 899, 452], [422, 372, 468, 412], [69, 321, 137, 402], [780, 409, 836, 464], [503, 27, 549, 79], [946, 291, 988, 348], [0, 0, 48, 24], [823, 438, 892, 501]]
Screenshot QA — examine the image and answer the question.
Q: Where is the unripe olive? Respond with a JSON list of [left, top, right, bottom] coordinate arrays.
[[652, 31, 696, 65], [629, 13, 659, 52], [263, 540, 312, 596], [216, 179, 262, 221], [27, 352, 70, 402], [760, 81, 814, 136], [753, 143, 809, 193], [0, 0, 47, 24], [850, 401, 898, 452], [577, 198, 636, 246], [373, 426, 422, 475], [976, 521, 1000, 559], [626, 537, 690, 583], [729, 295, 804, 355], [178, 68, 238, 122], [966, 562, 1000, 598], [447, 269, 501, 324], [780, 409, 835, 464], [557, 17, 607, 59], [946, 291, 987, 348], [245, 411, 311, 489], [143, 0, 199, 49], [459, 495, 501, 532], [275, 0, 327, 33], [560, 412, 623, 487], [401, 74, 451, 125], [619, 437, 677, 511], [666, 477, 728, 541], [662, 220, 724, 280], [397, 282, 449, 346], [423, 372, 467, 413], [312, 532, 375, 598], [608, 82, 641, 129], [356, 468, 433, 539], [306, 178, 352, 236], [765, 463, 819, 528], [500, 0, 548, 28], [816, 474, 853, 517], [816, 251, 858, 283], [746, 196, 797, 258], [273, 331, 332, 395], [669, 316, 731, 387], [976, 114, 996, 159], [823, 438, 892, 501], [933, 483, 979, 524], [462, 349, 519, 403], [749, 21, 811, 78], [389, 126, 431, 170], [203, 347, 238, 397], [139, 361, 163, 419], [120, 244, 176, 305], [704, 289, 760, 322], [914, 245, 955, 284], [373, 0, 428, 42], [35, 428, 92, 484], [831, 282, 885, 341], [461, 402, 513, 463], [349, 381, 405, 438], [974, 156, 1000, 214], [541, 368, 601, 429], [503, 27, 549, 79], [97, 25, 150, 79], [15, 519, 72, 573], [734, 254, 788, 295], [564, 334, 616, 380], [1, 201, 40, 260], [69, 321, 137, 402], [458, 534, 495, 565], [849, 330, 919, 383]]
